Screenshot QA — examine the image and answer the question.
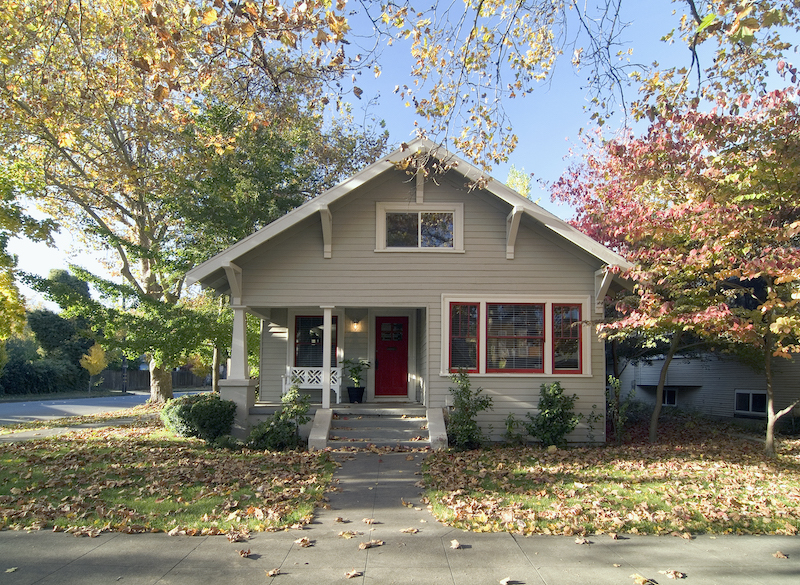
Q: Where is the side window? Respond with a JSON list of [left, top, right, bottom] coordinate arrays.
[[294, 316, 338, 368], [449, 303, 479, 372], [553, 304, 582, 373]]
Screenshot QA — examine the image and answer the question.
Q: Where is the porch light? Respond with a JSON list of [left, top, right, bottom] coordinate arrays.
[[351, 319, 361, 333]]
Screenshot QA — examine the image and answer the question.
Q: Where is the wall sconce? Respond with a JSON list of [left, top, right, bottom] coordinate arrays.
[[351, 319, 361, 333]]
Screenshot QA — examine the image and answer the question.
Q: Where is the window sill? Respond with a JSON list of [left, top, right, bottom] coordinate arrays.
[[375, 248, 465, 253], [440, 371, 591, 378]]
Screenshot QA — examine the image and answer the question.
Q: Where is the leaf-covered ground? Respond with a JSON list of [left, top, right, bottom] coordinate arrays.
[[0, 416, 335, 536], [424, 418, 800, 537]]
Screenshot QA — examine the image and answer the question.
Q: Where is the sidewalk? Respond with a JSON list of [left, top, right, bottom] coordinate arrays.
[[1, 451, 798, 584]]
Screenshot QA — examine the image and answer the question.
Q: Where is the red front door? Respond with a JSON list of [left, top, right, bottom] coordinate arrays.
[[375, 316, 409, 397]]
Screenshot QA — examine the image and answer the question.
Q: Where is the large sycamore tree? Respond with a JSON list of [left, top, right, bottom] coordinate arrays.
[[0, 0, 385, 402], [554, 88, 800, 455]]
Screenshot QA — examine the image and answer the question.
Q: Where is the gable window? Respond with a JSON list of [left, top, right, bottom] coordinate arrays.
[[295, 316, 338, 368], [446, 298, 588, 375], [377, 203, 464, 252], [387, 211, 454, 248]]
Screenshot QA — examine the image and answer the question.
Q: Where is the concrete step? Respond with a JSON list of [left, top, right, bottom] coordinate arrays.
[[328, 412, 430, 448]]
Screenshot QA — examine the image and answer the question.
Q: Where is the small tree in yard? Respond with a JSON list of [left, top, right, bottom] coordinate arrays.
[[79, 343, 107, 393], [447, 371, 493, 450], [525, 382, 581, 448]]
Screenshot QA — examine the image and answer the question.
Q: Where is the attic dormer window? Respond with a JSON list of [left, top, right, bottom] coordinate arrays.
[[377, 202, 464, 252]]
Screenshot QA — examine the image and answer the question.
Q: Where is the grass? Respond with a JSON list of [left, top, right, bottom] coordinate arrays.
[[423, 413, 800, 537], [0, 411, 335, 535]]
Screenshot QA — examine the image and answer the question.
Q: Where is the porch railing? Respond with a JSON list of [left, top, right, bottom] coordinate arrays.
[[282, 367, 342, 404]]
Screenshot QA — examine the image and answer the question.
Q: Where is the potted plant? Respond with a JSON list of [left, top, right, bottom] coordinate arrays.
[[341, 358, 370, 403]]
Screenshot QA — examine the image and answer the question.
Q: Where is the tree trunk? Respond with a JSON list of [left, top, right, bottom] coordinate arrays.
[[212, 345, 221, 393], [649, 330, 683, 443], [149, 359, 173, 403]]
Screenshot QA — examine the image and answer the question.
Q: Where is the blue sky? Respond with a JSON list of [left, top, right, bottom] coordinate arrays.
[[10, 1, 692, 304]]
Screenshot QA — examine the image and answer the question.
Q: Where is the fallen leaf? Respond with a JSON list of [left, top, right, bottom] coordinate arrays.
[[400, 527, 419, 534], [338, 530, 363, 539], [238, 549, 251, 558], [334, 517, 348, 523], [659, 569, 687, 579], [401, 498, 414, 508], [266, 568, 280, 577], [450, 539, 462, 549], [499, 578, 512, 585], [345, 569, 363, 579], [574, 537, 591, 545], [362, 518, 376, 524], [294, 537, 313, 547], [5, 568, 18, 573], [358, 539, 384, 550], [630, 574, 658, 585], [406, 454, 415, 460], [773, 550, 789, 559], [609, 532, 620, 540], [613, 563, 622, 568]]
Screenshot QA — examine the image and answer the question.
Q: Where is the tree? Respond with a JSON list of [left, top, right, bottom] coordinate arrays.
[[506, 165, 532, 199], [553, 88, 800, 455], [80, 343, 108, 392], [1, 0, 386, 401]]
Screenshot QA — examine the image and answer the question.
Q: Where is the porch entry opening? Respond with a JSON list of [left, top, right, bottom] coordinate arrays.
[[375, 316, 409, 396]]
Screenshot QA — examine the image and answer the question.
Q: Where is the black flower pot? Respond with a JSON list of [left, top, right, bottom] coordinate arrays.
[[347, 387, 365, 403]]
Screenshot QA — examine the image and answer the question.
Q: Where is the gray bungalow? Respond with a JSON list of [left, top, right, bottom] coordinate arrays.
[[186, 138, 630, 445]]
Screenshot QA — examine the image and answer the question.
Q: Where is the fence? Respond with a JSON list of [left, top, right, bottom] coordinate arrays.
[[99, 369, 208, 391]]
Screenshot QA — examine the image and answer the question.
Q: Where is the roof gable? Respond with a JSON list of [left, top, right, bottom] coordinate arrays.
[[186, 137, 630, 292]]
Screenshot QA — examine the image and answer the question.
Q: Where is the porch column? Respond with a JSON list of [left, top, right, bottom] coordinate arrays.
[[229, 306, 248, 380], [220, 305, 257, 439], [321, 305, 334, 410]]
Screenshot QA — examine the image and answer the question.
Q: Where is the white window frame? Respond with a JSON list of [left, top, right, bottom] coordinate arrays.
[[662, 387, 677, 407], [287, 309, 345, 368], [376, 202, 464, 252], [441, 295, 592, 377], [734, 389, 767, 416]]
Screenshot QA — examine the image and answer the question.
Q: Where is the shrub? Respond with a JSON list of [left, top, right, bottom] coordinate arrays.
[[247, 385, 311, 451], [160, 393, 236, 444], [446, 370, 493, 450], [524, 381, 581, 448]]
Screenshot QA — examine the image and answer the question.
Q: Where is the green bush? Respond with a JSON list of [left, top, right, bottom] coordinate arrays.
[[160, 393, 236, 444], [247, 385, 311, 451], [525, 381, 581, 448], [446, 370, 493, 450]]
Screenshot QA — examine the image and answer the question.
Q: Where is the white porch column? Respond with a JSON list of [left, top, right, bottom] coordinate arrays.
[[321, 305, 334, 410], [220, 305, 257, 439], [229, 306, 249, 380]]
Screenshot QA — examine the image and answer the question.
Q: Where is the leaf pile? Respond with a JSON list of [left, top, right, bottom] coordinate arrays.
[[424, 430, 800, 536], [0, 419, 334, 534]]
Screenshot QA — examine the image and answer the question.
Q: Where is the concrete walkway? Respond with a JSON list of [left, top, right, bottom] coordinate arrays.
[[1, 451, 799, 584]]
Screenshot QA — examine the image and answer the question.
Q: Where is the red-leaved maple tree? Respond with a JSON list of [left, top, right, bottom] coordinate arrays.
[[553, 87, 800, 455]]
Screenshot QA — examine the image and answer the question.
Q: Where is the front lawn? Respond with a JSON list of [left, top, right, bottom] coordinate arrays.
[[0, 415, 335, 535], [423, 417, 800, 536]]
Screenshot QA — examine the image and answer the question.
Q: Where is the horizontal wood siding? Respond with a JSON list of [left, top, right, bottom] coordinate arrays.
[[259, 310, 288, 403], [240, 169, 608, 441], [618, 355, 800, 419]]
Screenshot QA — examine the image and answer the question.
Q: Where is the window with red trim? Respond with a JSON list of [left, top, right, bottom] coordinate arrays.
[[449, 303, 479, 372], [486, 303, 544, 373], [553, 304, 581, 373], [294, 316, 338, 367]]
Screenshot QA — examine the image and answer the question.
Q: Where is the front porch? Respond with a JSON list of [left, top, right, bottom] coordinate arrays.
[[221, 304, 429, 439]]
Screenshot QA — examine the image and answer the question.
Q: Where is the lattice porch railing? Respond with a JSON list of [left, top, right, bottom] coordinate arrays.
[[282, 367, 342, 404]]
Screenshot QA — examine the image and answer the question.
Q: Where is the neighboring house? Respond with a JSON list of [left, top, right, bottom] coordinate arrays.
[[618, 354, 800, 423], [186, 138, 630, 442]]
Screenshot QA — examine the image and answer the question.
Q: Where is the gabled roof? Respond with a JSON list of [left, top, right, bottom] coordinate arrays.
[[186, 137, 631, 293]]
